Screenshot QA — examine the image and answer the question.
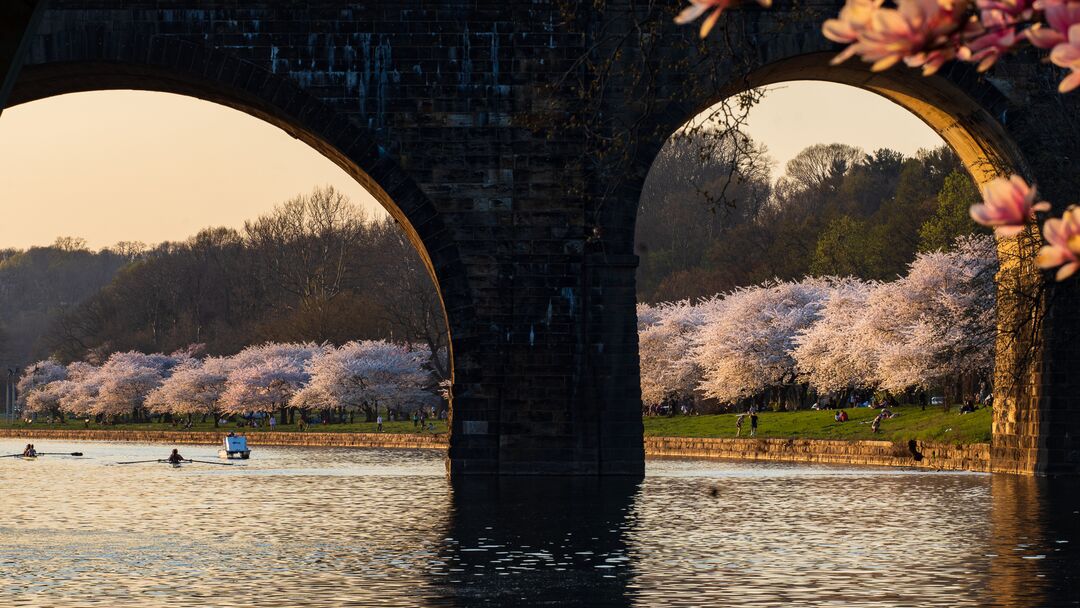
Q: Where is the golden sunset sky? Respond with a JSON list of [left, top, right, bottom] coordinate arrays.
[[0, 81, 944, 250]]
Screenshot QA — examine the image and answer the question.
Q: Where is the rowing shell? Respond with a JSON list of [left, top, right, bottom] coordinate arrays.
[[18, 456, 37, 461]]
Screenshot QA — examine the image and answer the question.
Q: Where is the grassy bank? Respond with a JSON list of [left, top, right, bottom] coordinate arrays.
[[0, 405, 991, 444], [643, 405, 992, 444], [0, 419, 448, 435]]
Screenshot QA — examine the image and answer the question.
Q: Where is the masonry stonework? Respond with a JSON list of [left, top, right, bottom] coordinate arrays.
[[5, 1, 1079, 475]]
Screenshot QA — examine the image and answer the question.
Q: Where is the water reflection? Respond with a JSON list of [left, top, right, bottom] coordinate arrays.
[[988, 474, 1080, 606], [0, 440, 1077, 607], [434, 477, 641, 607]]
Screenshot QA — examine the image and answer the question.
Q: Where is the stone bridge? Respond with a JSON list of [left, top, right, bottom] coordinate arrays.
[[2, 0, 1078, 475]]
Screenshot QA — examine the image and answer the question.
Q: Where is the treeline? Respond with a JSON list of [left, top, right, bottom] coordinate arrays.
[[638, 235, 997, 413], [5, 187, 447, 378], [0, 238, 138, 365], [637, 134, 985, 301]]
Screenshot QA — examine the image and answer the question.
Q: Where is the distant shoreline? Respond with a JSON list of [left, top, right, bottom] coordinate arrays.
[[0, 428, 989, 472]]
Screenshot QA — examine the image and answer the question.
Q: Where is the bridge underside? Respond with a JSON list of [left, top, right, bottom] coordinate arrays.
[[4, 1, 1080, 475]]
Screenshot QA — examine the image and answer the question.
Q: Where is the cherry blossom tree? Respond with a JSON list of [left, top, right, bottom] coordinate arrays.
[[16, 360, 68, 419], [792, 278, 878, 395], [294, 340, 434, 421], [93, 351, 183, 420], [145, 356, 235, 422], [693, 279, 831, 405], [58, 362, 102, 418], [869, 234, 998, 393], [638, 300, 708, 410], [220, 342, 325, 418]]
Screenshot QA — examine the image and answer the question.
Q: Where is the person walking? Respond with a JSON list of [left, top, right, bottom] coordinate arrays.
[[735, 414, 745, 437], [268, 415, 276, 430], [749, 411, 759, 437], [376, 414, 383, 433]]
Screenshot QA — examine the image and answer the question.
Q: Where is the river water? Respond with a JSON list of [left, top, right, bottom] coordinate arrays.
[[0, 439, 1077, 607]]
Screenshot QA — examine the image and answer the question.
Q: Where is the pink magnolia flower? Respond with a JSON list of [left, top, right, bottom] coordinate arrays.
[[969, 175, 1051, 236], [976, 0, 1034, 16], [824, 0, 886, 64], [1050, 23, 1080, 91], [1026, 0, 1080, 48], [1036, 206, 1080, 280], [676, 0, 773, 38], [827, 0, 969, 74], [958, 10, 1021, 71]]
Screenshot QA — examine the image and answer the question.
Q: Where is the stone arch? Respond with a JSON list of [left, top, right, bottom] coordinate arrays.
[[8, 37, 472, 435], [626, 52, 1044, 472], [632, 52, 1028, 205]]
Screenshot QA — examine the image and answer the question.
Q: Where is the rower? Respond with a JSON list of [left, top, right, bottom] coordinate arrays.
[[166, 448, 185, 464], [22, 444, 36, 457]]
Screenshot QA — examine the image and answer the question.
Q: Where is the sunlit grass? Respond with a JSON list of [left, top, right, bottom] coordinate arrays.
[[0, 405, 992, 444], [643, 405, 992, 444]]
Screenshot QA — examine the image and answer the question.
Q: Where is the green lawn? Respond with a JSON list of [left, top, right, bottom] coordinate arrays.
[[643, 405, 992, 444], [1, 405, 992, 444], [0, 419, 449, 435]]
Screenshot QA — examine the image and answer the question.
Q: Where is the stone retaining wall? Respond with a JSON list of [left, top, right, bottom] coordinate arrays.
[[0, 428, 447, 450], [644, 437, 991, 472], [0, 429, 990, 471]]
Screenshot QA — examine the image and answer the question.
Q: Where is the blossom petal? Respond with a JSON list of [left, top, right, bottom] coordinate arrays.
[[699, 7, 723, 37], [1056, 261, 1080, 280]]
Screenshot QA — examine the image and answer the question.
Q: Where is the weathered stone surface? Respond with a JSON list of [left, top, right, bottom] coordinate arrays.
[[4, 1, 1078, 475]]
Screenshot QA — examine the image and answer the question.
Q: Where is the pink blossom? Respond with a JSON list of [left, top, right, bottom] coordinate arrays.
[[976, 0, 1034, 17], [958, 10, 1022, 71], [676, 0, 772, 38], [1026, 0, 1080, 48], [1036, 206, 1080, 280], [825, 0, 969, 75], [969, 175, 1051, 236], [1050, 23, 1080, 91], [823, 0, 885, 64]]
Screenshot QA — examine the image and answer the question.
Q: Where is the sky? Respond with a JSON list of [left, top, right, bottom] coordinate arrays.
[[0, 91, 384, 250], [742, 80, 945, 174], [0, 82, 944, 250]]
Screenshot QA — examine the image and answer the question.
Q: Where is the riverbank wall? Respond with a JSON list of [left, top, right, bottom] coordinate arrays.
[[0, 429, 989, 471], [0, 428, 447, 450], [643, 436, 990, 472]]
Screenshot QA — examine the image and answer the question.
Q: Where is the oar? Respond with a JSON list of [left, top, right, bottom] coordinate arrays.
[[116, 459, 167, 465], [35, 452, 84, 456], [184, 459, 234, 466], [0, 454, 22, 458]]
